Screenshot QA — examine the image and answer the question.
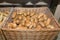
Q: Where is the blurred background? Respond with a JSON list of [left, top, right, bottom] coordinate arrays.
[[0, 0, 58, 14]]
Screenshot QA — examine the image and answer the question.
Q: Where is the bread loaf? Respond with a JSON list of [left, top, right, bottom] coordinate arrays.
[[6, 11, 54, 30]]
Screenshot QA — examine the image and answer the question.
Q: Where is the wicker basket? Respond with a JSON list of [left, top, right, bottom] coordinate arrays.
[[0, 30, 5, 40], [0, 7, 13, 40], [2, 7, 60, 40]]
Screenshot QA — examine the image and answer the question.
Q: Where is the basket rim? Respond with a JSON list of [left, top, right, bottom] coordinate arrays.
[[14, 7, 47, 9], [1, 28, 60, 32]]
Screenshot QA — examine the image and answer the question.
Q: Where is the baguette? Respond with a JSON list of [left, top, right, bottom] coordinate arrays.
[[45, 18, 51, 26], [12, 12, 16, 19]]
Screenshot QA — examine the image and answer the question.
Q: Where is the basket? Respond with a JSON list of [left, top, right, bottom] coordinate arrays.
[[2, 7, 60, 40], [0, 7, 13, 40]]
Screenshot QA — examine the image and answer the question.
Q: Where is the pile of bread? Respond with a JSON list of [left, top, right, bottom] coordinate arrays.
[[7, 10, 54, 30], [0, 11, 9, 24]]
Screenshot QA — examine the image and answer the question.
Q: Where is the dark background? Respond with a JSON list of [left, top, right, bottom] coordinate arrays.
[[0, 0, 59, 14]]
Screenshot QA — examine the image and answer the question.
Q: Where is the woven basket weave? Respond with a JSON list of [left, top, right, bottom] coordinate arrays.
[[2, 7, 60, 40], [0, 30, 5, 40]]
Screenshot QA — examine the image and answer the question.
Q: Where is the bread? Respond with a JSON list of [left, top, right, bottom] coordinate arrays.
[[39, 22, 45, 28], [45, 18, 51, 26], [12, 12, 17, 19], [14, 20, 20, 25], [38, 13, 44, 18], [16, 25, 27, 30], [47, 25, 54, 29], [7, 11, 54, 30], [0, 11, 9, 24], [7, 23, 17, 29]]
